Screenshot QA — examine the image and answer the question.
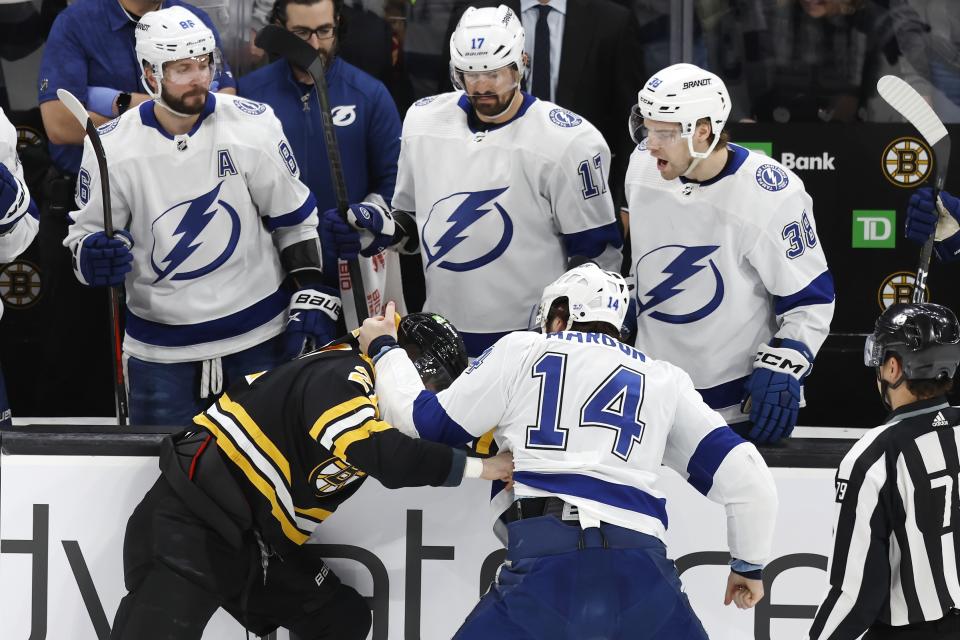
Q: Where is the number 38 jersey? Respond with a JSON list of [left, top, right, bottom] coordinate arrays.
[[392, 92, 621, 352], [625, 143, 835, 423], [377, 330, 778, 565]]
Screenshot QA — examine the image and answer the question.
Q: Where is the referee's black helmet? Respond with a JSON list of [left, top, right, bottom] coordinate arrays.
[[864, 303, 960, 381], [398, 313, 469, 391]]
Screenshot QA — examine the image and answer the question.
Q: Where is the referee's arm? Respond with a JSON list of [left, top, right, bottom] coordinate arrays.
[[808, 457, 891, 640]]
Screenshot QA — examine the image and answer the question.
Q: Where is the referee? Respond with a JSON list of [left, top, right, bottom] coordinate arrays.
[[808, 303, 960, 640]]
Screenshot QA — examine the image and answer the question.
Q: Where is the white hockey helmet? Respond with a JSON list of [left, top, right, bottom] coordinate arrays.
[[536, 263, 629, 333], [630, 63, 731, 170], [449, 5, 525, 90], [135, 6, 217, 100]]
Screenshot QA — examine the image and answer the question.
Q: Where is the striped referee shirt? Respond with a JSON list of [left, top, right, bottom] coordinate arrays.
[[808, 397, 960, 639]]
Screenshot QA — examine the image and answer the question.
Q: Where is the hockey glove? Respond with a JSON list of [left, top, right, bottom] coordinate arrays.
[[906, 188, 960, 262], [0, 163, 27, 232], [741, 342, 812, 444], [285, 285, 341, 356], [344, 202, 397, 257], [73, 230, 133, 287], [319, 208, 362, 261]]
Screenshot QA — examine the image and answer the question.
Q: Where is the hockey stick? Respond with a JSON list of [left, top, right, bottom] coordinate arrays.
[[254, 26, 369, 324], [876, 75, 952, 303], [57, 89, 129, 425]]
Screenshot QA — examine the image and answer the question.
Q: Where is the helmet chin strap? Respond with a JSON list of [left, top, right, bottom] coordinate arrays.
[[876, 367, 906, 410], [143, 70, 199, 119], [680, 129, 723, 178], [472, 85, 521, 121]]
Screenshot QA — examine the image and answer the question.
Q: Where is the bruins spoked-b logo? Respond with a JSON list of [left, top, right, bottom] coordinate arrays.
[[882, 137, 932, 187], [308, 457, 365, 496], [0, 260, 42, 308], [877, 271, 929, 310]]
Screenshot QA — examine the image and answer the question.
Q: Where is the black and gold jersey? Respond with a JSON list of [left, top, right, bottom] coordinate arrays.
[[193, 339, 462, 549]]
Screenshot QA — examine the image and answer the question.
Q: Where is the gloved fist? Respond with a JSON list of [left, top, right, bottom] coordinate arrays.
[[906, 187, 960, 248], [285, 285, 341, 356], [320, 208, 361, 261], [740, 342, 812, 444], [0, 163, 24, 224], [73, 230, 133, 287], [345, 202, 396, 257]]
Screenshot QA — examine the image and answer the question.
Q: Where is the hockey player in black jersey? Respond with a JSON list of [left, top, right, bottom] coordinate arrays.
[[110, 313, 514, 640], [809, 303, 960, 640]]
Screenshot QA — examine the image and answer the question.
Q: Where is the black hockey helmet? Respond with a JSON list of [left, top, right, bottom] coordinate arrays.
[[398, 312, 469, 391], [864, 303, 960, 381]]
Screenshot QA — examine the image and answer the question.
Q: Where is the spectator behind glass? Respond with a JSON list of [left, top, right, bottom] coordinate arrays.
[[0, 0, 62, 112], [897, 0, 960, 122], [35, 0, 237, 417], [239, 0, 408, 328]]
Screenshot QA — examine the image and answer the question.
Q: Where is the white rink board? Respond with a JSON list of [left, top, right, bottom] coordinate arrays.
[[0, 454, 835, 640]]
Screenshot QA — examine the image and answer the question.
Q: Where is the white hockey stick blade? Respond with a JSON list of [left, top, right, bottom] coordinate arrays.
[[877, 75, 948, 146], [56, 88, 91, 128]]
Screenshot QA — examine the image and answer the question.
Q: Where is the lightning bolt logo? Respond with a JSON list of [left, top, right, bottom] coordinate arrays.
[[637, 245, 724, 324], [150, 181, 241, 282], [423, 187, 513, 272]]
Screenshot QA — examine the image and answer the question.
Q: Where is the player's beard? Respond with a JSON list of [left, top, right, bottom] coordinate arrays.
[[469, 87, 516, 118], [161, 84, 208, 116]]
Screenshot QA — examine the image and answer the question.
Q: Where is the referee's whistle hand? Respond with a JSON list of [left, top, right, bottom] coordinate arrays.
[[723, 573, 764, 610]]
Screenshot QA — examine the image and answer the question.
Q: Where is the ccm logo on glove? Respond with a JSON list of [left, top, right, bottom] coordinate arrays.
[[754, 351, 809, 377]]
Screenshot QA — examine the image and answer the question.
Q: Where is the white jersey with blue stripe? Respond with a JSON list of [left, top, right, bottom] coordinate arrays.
[[625, 143, 835, 424], [65, 94, 319, 363], [392, 91, 622, 356], [0, 107, 39, 320], [376, 330, 779, 565]]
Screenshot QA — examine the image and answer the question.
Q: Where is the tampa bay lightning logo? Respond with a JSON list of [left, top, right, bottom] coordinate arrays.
[[635, 244, 724, 324], [414, 96, 437, 107], [422, 188, 513, 272], [331, 105, 357, 126], [755, 164, 789, 191], [233, 99, 266, 116], [149, 182, 241, 283], [549, 108, 582, 128]]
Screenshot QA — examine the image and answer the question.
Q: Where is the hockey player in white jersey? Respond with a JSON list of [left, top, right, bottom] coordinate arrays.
[[359, 263, 779, 639], [625, 63, 835, 444], [323, 5, 622, 357], [0, 106, 40, 427], [64, 6, 337, 425]]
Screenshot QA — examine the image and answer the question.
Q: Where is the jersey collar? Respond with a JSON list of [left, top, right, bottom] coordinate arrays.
[[885, 395, 951, 423], [138, 92, 217, 140], [678, 143, 749, 187], [457, 91, 537, 134], [108, 0, 168, 32]]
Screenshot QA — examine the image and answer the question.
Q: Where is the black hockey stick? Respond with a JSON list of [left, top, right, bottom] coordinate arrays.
[[57, 89, 129, 426], [877, 75, 952, 303], [255, 25, 369, 324]]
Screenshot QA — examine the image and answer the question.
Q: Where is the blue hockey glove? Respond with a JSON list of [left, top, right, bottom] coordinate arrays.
[[320, 208, 362, 261], [73, 230, 133, 287], [345, 202, 396, 257], [906, 188, 960, 262], [740, 342, 812, 444], [0, 163, 26, 230], [285, 285, 341, 356]]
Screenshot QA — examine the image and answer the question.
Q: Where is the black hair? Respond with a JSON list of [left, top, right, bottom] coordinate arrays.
[[545, 297, 620, 340], [268, 0, 347, 39]]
